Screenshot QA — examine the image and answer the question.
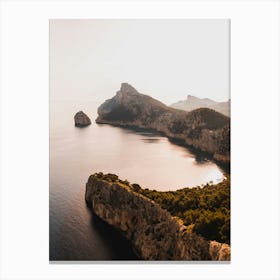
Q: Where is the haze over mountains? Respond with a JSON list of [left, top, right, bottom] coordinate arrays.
[[171, 95, 230, 117]]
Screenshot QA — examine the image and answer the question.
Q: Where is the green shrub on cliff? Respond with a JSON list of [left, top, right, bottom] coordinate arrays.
[[94, 172, 230, 244], [135, 178, 230, 244]]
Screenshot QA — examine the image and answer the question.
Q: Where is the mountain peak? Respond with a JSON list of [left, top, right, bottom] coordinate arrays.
[[119, 83, 139, 95], [187, 94, 199, 101]]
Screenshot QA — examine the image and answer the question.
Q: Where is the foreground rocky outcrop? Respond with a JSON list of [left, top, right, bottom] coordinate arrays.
[[74, 111, 91, 127], [85, 173, 230, 261], [96, 83, 230, 165]]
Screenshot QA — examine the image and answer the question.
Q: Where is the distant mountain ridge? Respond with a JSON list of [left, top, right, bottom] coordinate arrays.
[[96, 83, 230, 165], [171, 95, 230, 117]]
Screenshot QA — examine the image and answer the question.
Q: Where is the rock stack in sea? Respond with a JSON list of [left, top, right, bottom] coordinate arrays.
[[74, 111, 91, 127]]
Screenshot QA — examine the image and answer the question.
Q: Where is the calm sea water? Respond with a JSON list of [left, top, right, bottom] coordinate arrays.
[[49, 100, 224, 260]]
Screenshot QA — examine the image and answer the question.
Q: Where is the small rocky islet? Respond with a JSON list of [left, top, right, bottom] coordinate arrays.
[[74, 111, 91, 127]]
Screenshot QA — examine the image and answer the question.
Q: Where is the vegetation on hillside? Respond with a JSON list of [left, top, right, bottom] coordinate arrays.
[[94, 172, 230, 245]]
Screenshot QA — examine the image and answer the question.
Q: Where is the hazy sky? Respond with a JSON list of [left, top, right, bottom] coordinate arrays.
[[50, 19, 229, 104]]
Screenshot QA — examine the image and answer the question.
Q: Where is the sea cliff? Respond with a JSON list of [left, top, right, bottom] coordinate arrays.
[[85, 173, 230, 261]]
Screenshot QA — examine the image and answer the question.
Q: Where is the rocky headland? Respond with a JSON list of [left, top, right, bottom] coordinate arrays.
[[74, 111, 91, 127], [96, 83, 230, 165], [85, 173, 230, 261]]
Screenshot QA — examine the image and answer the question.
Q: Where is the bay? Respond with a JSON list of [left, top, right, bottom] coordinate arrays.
[[49, 100, 224, 260]]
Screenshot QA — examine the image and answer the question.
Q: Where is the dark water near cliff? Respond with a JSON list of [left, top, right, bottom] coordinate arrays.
[[49, 100, 224, 260]]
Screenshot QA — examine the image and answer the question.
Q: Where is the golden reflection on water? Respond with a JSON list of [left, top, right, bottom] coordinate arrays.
[[50, 101, 225, 191]]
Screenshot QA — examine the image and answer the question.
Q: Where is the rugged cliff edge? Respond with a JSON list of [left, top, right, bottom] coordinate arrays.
[[85, 173, 230, 261], [96, 83, 230, 165]]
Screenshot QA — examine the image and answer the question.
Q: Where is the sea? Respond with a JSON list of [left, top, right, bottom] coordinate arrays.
[[49, 100, 224, 260]]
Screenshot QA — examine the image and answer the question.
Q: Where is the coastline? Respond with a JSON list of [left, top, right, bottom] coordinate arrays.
[[95, 120, 230, 172]]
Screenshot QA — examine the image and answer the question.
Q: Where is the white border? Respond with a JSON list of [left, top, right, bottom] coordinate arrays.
[[1, 1, 279, 280]]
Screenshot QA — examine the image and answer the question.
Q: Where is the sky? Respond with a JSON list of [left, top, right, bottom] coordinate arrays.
[[50, 19, 230, 105]]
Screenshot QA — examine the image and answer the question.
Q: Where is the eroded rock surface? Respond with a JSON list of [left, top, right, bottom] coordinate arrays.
[[85, 173, 230, 261]]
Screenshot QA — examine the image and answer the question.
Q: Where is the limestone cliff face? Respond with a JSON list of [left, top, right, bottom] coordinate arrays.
[[85, 173, 230, 261], [96, 83, 230, 165], [74, 111, 91, 127]]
